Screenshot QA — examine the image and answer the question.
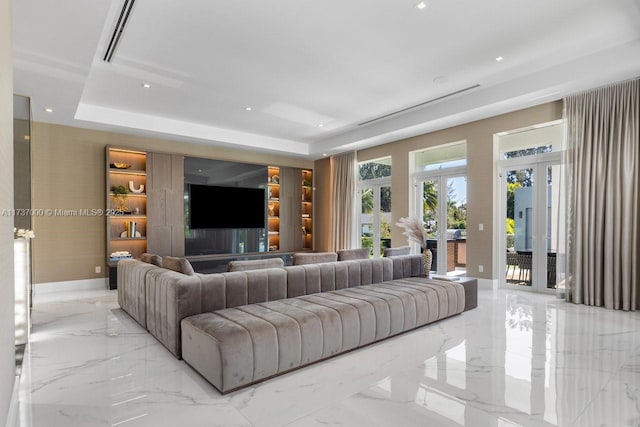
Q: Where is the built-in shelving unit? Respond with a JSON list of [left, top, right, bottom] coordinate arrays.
[[106, 147, 148, 286], [267, 166, 280, 251], [301, 169, 313, 250]]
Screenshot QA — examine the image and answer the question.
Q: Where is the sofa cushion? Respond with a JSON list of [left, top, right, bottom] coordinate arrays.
[[140, 252, 163, 267], [337, 248, 370, 261], [162, 256, 195, 276], [181, 277, 465, 393], [227, 258, 284, 272], [388, 254, 423, 279], [383, 246, 411, 257], [292, 252, 338, 265]]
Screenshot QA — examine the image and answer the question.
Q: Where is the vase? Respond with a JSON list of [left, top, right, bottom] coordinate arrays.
[[421, 248, 432, 277]]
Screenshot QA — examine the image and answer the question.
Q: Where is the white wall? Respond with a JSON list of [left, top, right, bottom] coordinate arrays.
[[0, 0, 16, 424]]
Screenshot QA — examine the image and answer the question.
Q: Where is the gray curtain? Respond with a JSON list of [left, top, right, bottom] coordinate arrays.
[[329, 151, 357, 251], [563, 78, 639, 310]]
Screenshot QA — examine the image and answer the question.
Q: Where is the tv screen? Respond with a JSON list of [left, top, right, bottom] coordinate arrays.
[[189, 184, 265, 229]]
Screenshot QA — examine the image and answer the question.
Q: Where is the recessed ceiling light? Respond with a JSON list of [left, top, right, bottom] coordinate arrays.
[[416, 2, 428, 10], [44, 108, 53, 113], [495, 56, 504, 62], [322, 153, 328, 157], [244, 107, 253, 112], [318, 124, 324, 128], [142, 83, 151, 88]]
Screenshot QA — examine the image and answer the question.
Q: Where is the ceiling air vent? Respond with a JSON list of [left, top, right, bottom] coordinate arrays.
[[103, 0, 136, 62], [358, 84, 481, 126]]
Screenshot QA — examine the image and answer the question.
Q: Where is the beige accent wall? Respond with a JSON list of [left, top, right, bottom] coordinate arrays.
[[315, 102, 562, 279], [0, 0, 15, 421], [31, 122, 313, 284]]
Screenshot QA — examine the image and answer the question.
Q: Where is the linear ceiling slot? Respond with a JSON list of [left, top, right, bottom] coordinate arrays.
[[103, 0, 136, 62], [358, 84, 481, 126]]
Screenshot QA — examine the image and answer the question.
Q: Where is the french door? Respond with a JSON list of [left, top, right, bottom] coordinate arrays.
[[414, 167, 467, 276], [500, 154, 561, 293], [358, 178, 391, 258]]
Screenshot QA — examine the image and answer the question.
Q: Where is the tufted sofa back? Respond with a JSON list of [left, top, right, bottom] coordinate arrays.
[[284, 258, 393, 298]]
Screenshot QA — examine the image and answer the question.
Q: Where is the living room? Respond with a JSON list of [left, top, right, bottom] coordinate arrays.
[[2, 1, 640, 426]]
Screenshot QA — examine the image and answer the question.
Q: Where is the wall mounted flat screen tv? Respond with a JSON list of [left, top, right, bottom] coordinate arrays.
[[189, 184, 265, 229]]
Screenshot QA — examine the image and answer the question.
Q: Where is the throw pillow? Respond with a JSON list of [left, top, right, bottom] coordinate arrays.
[[337, 248, 370, 261], [227, 258, 284, 272], [383, 246, 411, 257], [292, 252, 338, 265], [162, 256, 195, 276], [140, 252, 163, 267]]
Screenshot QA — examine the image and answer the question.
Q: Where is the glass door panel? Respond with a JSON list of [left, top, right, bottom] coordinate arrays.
[[505, 167, 535, 287], [504, 164, 557, 292], [446, 176, 467, 276], [359, 184, 391, 258], [379, 185, 392, 257], [360, 187, 374, 257], [546, 165, 558, 290], [422, 180, 438, 274]]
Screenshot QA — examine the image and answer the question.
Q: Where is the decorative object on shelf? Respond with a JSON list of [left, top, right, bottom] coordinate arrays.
[[14, 227, 35, 239], [302, 179, 312, 187], [120, 230, 142, 238], [109, 251, 133, 262], [110, 162, 131, 169], [128, 180, 145, 194], [396, 216, 431, 277], [111, 184, 130, 212], [271, 175, 279, 184], [268, 203, 275, 216], [127, 220, 137, 238]]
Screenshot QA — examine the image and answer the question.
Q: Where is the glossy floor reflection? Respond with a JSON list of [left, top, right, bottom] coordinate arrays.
[[18, 287, 640, 427]]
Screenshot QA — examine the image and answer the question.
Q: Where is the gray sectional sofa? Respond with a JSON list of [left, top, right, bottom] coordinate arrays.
[[117, 252, 476, 393]]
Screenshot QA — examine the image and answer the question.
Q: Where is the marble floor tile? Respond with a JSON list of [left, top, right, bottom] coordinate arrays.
[[17, 287, 640, 427]]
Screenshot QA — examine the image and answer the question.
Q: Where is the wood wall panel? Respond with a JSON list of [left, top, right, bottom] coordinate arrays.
[[279, 167, 302, 251], [147, 152, 185, 256]]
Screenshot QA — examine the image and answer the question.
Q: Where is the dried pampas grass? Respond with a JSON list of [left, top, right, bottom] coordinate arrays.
[[396, 216, 427, 247]]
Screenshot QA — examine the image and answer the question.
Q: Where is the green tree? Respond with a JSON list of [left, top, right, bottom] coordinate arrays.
[[380, 214, 391, 239], [506, 182, 522, 220], [506, 218, 515, 234], [361, 188, 373, 213], [359, 163, 391, 180], [422, 181, 437, 217]]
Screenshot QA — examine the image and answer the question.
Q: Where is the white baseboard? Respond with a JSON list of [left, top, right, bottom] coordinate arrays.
[[4, 375, 19, 427], [34, 278, 108, 295]]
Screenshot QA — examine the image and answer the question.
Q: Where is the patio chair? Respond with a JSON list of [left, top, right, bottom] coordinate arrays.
[[506, 251, 518, 279], [516, 252, 532, 283]]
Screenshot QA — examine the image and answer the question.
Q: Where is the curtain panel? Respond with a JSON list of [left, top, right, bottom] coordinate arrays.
[[328, 151, 357, 251], [562, 78, 639, 310]]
